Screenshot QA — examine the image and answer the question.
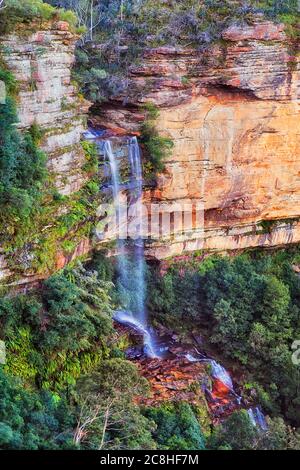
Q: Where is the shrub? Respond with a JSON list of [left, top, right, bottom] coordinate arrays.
[[0, 0, 78, 34], [81, 140, 99, 175], [147, 248, 300, 427], [0, 263, 115, 391], [144, 402, 206, 450], [140, 104, 174, 180]]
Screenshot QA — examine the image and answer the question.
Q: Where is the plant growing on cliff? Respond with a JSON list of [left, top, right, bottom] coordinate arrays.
[[81, 140, 99, 175], [0, 66, 102, 275], [140, 103, 174, 181], [0, 67, 48, 243], [0, 0, 78, 34]]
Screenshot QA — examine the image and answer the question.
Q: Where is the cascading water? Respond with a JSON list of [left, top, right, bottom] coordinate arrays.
[[210, 360, 234, 391], [127, 137, 146, 326], [101, 136, 158, 358], [247, 406, 268, 431]]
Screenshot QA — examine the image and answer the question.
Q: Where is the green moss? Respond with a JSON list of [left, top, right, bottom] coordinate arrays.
[[280, 16, 300, 40]]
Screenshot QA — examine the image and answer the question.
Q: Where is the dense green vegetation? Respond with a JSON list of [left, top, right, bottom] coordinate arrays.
[[0, 64, 102, 276], [208, 410, 300, 450], [51, 0, 300, 102], [0, 259, 206, 450], [0, 263, 114, 391], [0, 369, 76, 449], [144, 402, 206, 450], [0, 67, 47, 244], [147, 248, 300, 430], [1, 0, 300, 452], [2, 250, 300, 450], [0, 0, 79, 34], [0, 262, 156, 450]]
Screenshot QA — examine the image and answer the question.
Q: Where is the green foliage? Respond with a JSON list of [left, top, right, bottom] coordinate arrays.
[[255, 0, 299, 17], [4, 327, 38, 381], [208, 410, 300, 450], [140, 105, 174, 180], [75, 358, 156, 450], [0, 66, 48, 247], [147, 248, 300, 428], [140, 122, 174, 177], [0, 158, 103, 276], [81, 140, 99, 174], [88, 251, 115, 283], [0, 368, 76, 449], [147, 264, 200, 328], [0, 263, 114, 391], [144, 402, 205, 450], [56, 7, 78, 30], [208, 410, 258, 450], [0, 67, 17, 95], [0, 0, 78, 34], [142, 102, 160, 120], [258, 416, 300, 450]]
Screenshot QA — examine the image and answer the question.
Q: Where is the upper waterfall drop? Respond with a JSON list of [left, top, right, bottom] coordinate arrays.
[[127, 136, 146, 326]]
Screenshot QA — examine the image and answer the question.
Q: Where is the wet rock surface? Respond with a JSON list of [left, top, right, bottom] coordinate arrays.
[[115, 322, 248, 424]]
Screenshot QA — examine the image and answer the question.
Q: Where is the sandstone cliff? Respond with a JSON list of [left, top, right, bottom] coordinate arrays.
[[93, 20, 300, 259], [1, 18, 300, 284], [1, 21, 88, 195], [0, 21, 92, 283]]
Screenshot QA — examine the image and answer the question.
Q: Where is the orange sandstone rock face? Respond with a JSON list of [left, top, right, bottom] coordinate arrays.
[[95, 20, 300, 259]]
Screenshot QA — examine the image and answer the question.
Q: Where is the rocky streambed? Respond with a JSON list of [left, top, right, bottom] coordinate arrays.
[[115, 320, 267, 429]]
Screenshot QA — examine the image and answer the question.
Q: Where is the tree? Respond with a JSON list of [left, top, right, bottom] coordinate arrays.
[[46, 0, 103, 40], [208, 410, 259, 450], [1, 263, 115, 391], [41, 263, 113, 352], [74, 358, 156, 450], [144, 402, 205, 450], [0, 67, 47, 241], [257, 417, 300, 450], [0, 369, 76, 450]]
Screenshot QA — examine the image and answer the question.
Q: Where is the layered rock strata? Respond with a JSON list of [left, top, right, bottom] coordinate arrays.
[[1, 21, 88, 195], [0, 21, 90, 282], [92, 20, 300, 259]]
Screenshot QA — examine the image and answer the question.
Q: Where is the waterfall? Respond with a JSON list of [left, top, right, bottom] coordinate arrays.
[[247, 407, 268, 431], [128, 137, 146, 325], [100, 135, 158, 358], [210, 360, 234, 390]]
